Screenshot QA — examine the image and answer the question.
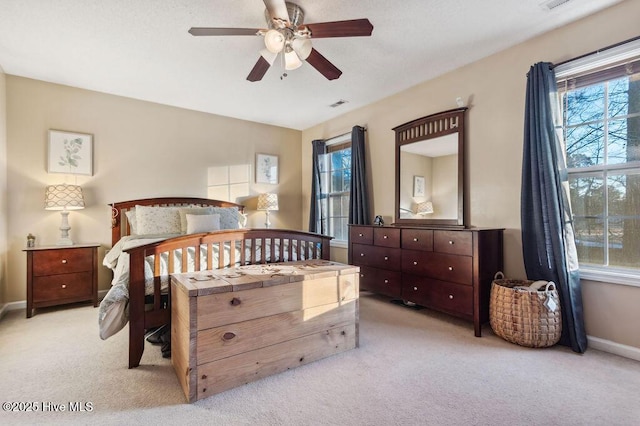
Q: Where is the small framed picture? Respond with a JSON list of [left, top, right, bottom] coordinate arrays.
[[48, 130, 93, 176], [256, 153, 278, 184], [413, 175, 425, 197]]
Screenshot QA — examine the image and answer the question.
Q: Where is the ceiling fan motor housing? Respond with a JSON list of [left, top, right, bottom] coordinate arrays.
[[265, 2, 305, 28]]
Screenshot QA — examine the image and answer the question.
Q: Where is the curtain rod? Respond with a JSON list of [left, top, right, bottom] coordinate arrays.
[[324, 126, 367, 145], [552, 34, 640, 68]]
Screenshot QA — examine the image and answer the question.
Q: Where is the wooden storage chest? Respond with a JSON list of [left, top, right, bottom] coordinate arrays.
[[171, 260, 359, 402]]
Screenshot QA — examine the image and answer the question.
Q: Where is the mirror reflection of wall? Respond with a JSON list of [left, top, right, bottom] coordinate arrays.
[[399, 132, 458, 220]]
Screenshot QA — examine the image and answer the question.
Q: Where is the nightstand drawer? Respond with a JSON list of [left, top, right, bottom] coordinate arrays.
[[33, 272, 93, 303], [32, 248, 93, 276]]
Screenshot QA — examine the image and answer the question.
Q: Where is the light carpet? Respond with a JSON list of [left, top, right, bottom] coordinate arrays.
[[1, 292, 638, 425]]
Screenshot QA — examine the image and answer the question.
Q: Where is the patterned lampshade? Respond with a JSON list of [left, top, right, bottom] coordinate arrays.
[[44, 184, 85, 211], [415, 201, 433, 215], [257, 193, 279, 211]]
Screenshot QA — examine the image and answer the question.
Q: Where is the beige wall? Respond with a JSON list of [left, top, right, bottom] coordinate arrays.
[[5, 76, 302, 302], [0, 67, 7, 305], [301, 1, 640, 350]]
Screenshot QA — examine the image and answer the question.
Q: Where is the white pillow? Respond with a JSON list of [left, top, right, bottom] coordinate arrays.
[[186, 214, 221, 234], [178, 207, 214, 234], [135, 205, 182, 235], [125, 210, 138, 235]]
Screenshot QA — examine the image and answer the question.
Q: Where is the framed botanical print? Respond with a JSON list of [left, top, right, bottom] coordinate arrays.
[[256, 153, 278, 184], [48, 129, 93, 176], [413, 175, 425, 197]]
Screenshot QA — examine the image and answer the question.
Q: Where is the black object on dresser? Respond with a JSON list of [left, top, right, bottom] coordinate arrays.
[[349, 225, 503, 336], [24, 244, 99, 318]]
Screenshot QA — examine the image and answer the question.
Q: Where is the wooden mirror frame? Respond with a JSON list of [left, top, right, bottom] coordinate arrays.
[[393, 107, 467, 227]]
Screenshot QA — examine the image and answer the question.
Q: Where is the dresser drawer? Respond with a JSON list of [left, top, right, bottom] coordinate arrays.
[[402, 275, 473, 317], [32, 248, 93, 276], [373, 227, 400, 248], [402, 229, 433, 251], [33, 272, 93, 303], [358, 266, 401, 298], [350, 226, 373, 245], [402, 250, 472, 285], [352, 244, 401, 271], [434, 230, 473, 256]]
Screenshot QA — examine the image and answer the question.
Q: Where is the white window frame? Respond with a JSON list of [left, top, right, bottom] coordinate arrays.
[[322, 133, 352, 246], [555, 38, 640, 287]]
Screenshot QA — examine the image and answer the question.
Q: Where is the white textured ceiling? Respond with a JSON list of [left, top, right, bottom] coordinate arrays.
[[0, 0, 624, 130]]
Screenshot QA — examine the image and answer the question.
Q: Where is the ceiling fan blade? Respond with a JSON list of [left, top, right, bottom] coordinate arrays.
[[247, 56, 272, 82], [188, 27, 261, 36], [305, 19, 373, 38], [305, 48, 342, 80], [263, 0, 290, 22]]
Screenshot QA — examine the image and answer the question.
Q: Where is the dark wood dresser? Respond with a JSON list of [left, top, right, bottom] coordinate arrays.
[[24, 244, 99, 318], [349, 225, 503, 336]]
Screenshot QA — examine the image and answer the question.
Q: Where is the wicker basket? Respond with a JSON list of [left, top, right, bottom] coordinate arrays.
[[489, 272, 562, 348]]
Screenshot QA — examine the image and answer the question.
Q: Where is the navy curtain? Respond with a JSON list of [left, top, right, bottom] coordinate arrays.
[[349, 126, 371, 225], [521, 62, 587, 353], [309, 139, 326, 233]]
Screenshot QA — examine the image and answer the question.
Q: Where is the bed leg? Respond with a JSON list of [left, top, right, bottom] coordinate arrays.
[[129, 324, 145, 369]]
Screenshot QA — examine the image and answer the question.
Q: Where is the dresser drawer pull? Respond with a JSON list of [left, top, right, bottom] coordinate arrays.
[[61, 284, 67, 289], [448, 266, 453, 271], [449, 294, 454, 299], [360, 253, 365, 257], [413, 286, 418, 291], [61, 259, 68, 264], [384, 279, 389, 284], [384, 256, 389, 261], [413, 238, 418, 241], [230, 297, 242, 306], [449, 240, 454, 245], [358, 233, 363, 237], [383, 235, 388, 239], [413, 261, 418, 265], [360, 273, 365, 278]]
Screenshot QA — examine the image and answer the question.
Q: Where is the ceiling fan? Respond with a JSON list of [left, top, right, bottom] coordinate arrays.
[[188, 0, 374, 82]]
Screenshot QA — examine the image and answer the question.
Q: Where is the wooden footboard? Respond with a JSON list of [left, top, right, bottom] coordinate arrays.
[[125, 229, 332, 368]]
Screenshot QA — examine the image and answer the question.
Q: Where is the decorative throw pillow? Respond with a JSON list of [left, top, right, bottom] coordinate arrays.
[[185, 214, 221, 234], [178, 207, 214, 234], [125, 210, 138, 235], [135, 205, 182, 235], [210, 207, 241, 230]]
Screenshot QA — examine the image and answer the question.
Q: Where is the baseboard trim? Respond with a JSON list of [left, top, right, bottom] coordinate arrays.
[[0, 300, 26, 319], [0, 290, 108, 320], [588, 335, 640, 362]]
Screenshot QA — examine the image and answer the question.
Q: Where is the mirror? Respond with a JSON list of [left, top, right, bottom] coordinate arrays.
[[394, 108, 467, 227]]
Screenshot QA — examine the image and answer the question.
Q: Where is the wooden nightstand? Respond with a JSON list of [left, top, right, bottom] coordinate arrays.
[[23, 244, 100, 318]]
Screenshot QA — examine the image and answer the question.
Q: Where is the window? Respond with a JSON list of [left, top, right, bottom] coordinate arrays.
[[318, 140, 351, 241], [557, 52, 640, 277]]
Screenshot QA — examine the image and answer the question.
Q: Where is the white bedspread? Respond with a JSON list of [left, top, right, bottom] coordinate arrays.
[[99, 234, 178, 340], [98, 234, 311, 340]]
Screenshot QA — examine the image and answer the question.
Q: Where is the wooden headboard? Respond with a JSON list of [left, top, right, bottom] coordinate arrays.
[[110, 197, 245, 246]]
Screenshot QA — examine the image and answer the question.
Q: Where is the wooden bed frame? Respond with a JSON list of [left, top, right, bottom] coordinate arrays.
[[110, 197, 333, 368]]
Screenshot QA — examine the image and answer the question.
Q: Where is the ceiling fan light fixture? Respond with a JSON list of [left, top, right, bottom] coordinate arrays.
[[260, 49, 278, 66], [264, 29, 285, 53], [284, 50, 302, 70], [291, 37, 312, 60]]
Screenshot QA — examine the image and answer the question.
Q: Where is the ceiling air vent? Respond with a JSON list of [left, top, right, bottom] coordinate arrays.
[[541, 0, 572, 10], [329, 99, 348, 108]]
